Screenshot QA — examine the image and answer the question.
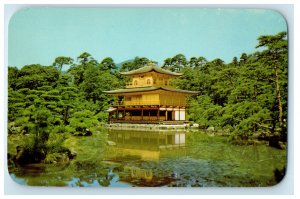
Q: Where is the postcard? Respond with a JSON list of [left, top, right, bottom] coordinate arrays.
[[7, 7, 288, 187]]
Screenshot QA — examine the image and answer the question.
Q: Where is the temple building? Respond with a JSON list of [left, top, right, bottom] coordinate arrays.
[[104, 64, 199, 124]]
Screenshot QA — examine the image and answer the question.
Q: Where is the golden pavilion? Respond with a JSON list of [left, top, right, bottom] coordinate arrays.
[[104, 64, 199, 124]]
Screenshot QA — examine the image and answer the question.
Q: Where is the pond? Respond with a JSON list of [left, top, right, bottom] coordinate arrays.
[[8, 129, 287, 187]]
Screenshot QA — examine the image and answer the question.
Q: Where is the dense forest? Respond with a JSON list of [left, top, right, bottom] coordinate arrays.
[[8, 32, 287, 164]]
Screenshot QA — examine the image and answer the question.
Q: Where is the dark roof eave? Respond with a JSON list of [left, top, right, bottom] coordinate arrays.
[[119, 65, 182, 76], [161, 87, 200, 94], [103, 86, 199, 95]]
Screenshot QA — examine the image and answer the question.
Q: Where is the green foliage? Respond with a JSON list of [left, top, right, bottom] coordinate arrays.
[[176, 32, 287, 140], [53, 56, 73, 72], [96, 112, 109, 123], [162, 54, 187, 72], [8, 53, 123, 163], [77, 52, 93, 64], [68, 110, 99, 135], [120, 56, 156, 72], [256, 31, 288, 131], [189, 56, 207, 68], [16, 64, 59, 90], [8, 66, 19, 89], [100, 57, 117, 71], [46, 132, 68, 154], [189, 95, 222, 128]]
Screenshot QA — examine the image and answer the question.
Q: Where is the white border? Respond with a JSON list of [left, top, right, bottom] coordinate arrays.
[[1, 2, 297, 198]]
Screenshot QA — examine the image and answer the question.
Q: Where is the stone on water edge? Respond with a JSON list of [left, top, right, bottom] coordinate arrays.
[[207, 127, 215, 131], [107, 140, 116, 146]]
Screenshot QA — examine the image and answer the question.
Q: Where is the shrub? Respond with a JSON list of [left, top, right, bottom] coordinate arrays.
[[68, 110, 98, 136]]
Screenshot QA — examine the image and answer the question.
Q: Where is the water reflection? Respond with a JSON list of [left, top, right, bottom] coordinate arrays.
[[104, 130, 187, 186], [9, 130, 287, 187], [107, 130, 186, 161]]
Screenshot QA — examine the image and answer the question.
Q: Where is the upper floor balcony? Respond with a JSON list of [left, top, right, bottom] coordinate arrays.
[[111, 99, 186, 107], [125, 78, 172, 88]]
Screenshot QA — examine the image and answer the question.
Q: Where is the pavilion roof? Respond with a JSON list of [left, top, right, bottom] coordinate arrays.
[[119, 64, 182, 76], [103, 86, 199, 95]]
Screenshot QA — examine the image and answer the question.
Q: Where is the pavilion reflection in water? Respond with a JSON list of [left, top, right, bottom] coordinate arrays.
[[106, 130, 187, 184], [107, 130, 186, 160]]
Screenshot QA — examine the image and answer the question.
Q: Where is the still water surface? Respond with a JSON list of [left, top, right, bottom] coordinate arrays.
[[9, 130, 286, 187]]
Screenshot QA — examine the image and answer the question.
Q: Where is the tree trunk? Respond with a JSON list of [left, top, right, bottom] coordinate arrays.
[[63, 107, 69, 125], [274, 65, 283, 129], [253, 83, 257, 101]]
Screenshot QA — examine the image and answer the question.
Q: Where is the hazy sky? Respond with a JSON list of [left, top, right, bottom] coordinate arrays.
[[8, 7, 287, 68]]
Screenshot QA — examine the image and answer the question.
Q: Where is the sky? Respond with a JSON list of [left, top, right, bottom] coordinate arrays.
[[8, 7, 287, 68]]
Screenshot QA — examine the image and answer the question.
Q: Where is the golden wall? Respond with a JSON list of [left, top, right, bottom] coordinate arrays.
[[124, 93, 160, 106], [159, 93, 186, 107], [126, 72, 174, 88], [123, 91, 187, 107]]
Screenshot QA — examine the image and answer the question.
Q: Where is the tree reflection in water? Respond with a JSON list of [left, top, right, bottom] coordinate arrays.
[[9, 130, 286, 187]]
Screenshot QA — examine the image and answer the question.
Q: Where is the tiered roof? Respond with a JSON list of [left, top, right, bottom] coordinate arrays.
[[105, 64, 198, 95], [104, 86, 199, 94], [120, 64, 182, 76]]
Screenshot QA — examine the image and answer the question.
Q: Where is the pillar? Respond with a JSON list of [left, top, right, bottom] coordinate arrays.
[[165, 110, 168, 121]]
